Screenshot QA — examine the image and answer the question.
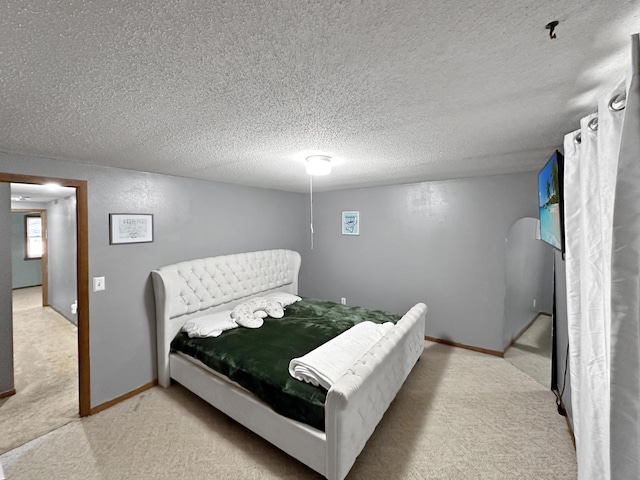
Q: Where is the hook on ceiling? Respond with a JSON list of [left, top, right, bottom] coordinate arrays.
[[545, 21, 559, 40]]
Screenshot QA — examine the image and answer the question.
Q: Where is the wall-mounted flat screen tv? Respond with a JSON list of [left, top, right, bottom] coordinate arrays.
[[538, 150, 564, 251]]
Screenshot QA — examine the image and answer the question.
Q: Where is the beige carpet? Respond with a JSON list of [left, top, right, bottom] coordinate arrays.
[[0, 287, 78, 455], [504, 314, 552, 388], [1, 341, 576, 479]]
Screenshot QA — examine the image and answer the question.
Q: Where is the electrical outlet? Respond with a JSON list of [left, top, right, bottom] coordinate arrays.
[[93, 276, 106, 292], [71, 301, 78, 315], [341, 297, 346, 305], [533, 298, 537, 308]]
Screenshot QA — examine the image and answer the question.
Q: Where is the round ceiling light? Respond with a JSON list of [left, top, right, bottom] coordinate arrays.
[[306, 155, 332, 176]]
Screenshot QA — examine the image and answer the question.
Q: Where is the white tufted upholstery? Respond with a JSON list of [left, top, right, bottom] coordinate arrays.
[[161, 249, 299, 319], [152, 249, 301, 388], [152, 249, 427, 480], [325, 302, 427, 480]]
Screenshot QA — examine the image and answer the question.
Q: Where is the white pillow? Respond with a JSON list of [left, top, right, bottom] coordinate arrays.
[[263, 292, 302, 307], [182, 310, 238, 338]]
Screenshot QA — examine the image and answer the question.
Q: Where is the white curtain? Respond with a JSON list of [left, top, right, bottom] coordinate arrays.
[[563, 34, 640, 480], [610, 34, 640, 480]]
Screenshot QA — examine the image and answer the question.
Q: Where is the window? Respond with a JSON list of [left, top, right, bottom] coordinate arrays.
[[25, 214, 43, 259]]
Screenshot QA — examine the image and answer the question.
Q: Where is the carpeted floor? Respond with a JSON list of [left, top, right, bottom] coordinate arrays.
[[504, 314, 552, 388], [0, 287, 78, 455], [0, 341, 576, 479]]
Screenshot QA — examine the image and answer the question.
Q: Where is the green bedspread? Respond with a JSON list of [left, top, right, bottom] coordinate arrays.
[[170, 298, 401, 431]]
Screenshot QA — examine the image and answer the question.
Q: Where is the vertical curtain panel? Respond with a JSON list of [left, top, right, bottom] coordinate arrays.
[[563, 33, 640, 480], [610, 33, 640, 480]]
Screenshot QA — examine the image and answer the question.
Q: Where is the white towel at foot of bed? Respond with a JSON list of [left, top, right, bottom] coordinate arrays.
[[288, 321, 394, 390]]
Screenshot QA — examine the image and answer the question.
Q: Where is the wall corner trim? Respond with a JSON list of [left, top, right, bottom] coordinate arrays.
[[89, 380, 157, 416], [0, 388, 17, 399], [504, 313, 542, 354], [425, 336, 504, 357]]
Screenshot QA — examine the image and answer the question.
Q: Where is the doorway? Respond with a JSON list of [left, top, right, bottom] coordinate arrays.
[[0, 173, 90, 417]]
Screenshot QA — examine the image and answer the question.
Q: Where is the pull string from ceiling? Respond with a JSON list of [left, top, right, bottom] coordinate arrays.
[[306, 155, 332, 250], [310, 175, 314, 250], [575, 91, 627, 144]]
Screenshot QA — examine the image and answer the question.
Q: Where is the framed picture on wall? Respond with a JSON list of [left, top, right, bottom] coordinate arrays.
[[342, 211, 359, 235], [109, 213, 154, 244]]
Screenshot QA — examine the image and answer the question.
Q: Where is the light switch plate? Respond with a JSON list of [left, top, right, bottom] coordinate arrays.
[[93, 276, 105, 292]]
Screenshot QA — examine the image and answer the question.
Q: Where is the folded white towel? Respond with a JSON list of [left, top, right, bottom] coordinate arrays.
[[182, 310, 238, 338], [289, 321, 394, 390]]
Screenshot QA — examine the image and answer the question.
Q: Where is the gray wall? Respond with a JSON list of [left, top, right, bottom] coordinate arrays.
[[299, 172, 538, 352], [503, 217, 554, 349], [554, 250, 572, 425], [0, 183, 14, 394], [0, 151, 547, 404], [0, 152, 306, 407], [11, 212, 43, 289], [47, 195, 78, 323]]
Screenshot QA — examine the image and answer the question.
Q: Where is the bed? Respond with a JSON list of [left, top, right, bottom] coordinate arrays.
[[151, 249, 427, 480]]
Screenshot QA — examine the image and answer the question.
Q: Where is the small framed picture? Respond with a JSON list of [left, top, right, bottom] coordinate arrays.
[[342, 211, 360, 235], [109, 214, 154, 245]]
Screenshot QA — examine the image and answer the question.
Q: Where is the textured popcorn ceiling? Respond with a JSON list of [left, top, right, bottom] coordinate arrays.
[[1, 1, 639, 192], [11, 183, 76, 203]]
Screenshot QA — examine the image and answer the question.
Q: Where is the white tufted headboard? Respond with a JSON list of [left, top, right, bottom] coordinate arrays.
[[151, 249, 301, 386]]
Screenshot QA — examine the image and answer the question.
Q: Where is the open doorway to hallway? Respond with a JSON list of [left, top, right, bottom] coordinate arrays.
[[0, 286, 78, 453], [0, 173, 91, 450], [0, 183, 80, 453]]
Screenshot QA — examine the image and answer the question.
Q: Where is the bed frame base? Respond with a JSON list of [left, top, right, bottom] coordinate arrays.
[[170, 353, 327, 476]]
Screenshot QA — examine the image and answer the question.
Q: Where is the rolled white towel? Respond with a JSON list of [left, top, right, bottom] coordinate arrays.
[[289, 321, 394, 390], [231, 297, 285, 329]]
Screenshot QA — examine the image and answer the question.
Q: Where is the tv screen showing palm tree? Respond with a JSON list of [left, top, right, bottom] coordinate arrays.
[[538, 150, 564, 251]]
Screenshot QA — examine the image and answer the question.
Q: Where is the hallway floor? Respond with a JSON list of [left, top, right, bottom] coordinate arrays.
[[0, 287, 78, 454]]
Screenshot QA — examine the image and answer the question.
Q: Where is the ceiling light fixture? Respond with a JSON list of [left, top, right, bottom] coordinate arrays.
[[306, 155, 332, 176]]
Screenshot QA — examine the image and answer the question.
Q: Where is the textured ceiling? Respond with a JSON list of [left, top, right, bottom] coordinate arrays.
[[1, 1, 639, 193], [11, 183, 76, 204]]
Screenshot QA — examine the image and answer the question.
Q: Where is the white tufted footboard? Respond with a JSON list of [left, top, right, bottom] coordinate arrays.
[[325, 302, 427, 480]]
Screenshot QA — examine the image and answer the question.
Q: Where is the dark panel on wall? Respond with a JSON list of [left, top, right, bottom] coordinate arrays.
[[553, 250, 572, 425]]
